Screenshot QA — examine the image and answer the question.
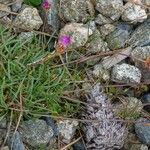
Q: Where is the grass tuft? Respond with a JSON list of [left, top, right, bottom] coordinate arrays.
[[0, 25, 80, 119]]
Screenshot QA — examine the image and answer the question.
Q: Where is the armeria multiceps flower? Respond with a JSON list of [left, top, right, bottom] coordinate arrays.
[[56, 35, 71, 53], [42, 0, 51, 10]]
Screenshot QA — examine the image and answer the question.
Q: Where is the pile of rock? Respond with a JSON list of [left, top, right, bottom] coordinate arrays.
[[0, 0, 150, 149]]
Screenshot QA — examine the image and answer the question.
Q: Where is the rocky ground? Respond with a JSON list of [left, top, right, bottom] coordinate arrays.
[[0, 0, 150, 150]]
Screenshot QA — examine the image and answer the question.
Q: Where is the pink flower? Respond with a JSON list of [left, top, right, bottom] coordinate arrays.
[[42, 0, 51, 10], [58, 35, 71, 48]]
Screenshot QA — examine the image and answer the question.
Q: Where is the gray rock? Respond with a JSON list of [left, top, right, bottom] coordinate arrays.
[[131, 46, 150, 81], [1, 146, 9, 150], [14, 7, 43, 30], [93, 63, 110, 81], [113, 97, 143, 119], [85, 21, 96, 32], [57, 120, 78, 143], [7, 131, 25, 150], [86, 30, 109, 54], [18, 32, 36, 42], [0, 4, 11, 18], [59, 23, 93, 49], [135, 118, 150, 145], [99, 24, 116, 38], [142, 93, 150, 112], [0, 117, 7, 128], [11, 0, 23, 12], [128, 19, 150, 47], [41, 116, 58, 136], [111, 63, 141, 83], [0, 117, 7, 143], [47, 0, 60, 31], [96, 0, 123, 21], [122, 2, 147, 23], [130, 144, 148, 150], [60, 0, 94, 22], [0, 0, 13, 4], [131, 46, 150, 61], [73, 140, 86, 150], [86, 57, 101, 66], [106, 23, 132, 49], [95, 14, 113, 25], [19, 119, 54, 147]]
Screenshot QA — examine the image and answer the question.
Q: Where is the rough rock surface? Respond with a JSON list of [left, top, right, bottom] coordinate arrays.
[[19, 119, 54, 147], [131, 46, 150, 81], [95, 14, 113, 25], [128, 19, 150, 47], [113, 97, 143, 119], [106, 23, 132, 49], [0, 4, 11, 18], [7, 131, 25, 150], [99, 24, 116, 38], [135, 118, 150, 145], [60, 0, 94, 22], [130, 144, 148, 150], [47, 0, 60, 31], [86, 30, 109, 54], [11, 0, 23, 12], [59, 23, 93, 49], [122, 2, 147, 23], [96, 0, 123, 21], [111, 63, 141, 83], [93, 63, 110, 81], [57, 120, 78, 143], [14, 7, 43, 30]]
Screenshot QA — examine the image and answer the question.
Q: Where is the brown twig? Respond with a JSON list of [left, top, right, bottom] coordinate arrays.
[[60, 136, 82, 150]]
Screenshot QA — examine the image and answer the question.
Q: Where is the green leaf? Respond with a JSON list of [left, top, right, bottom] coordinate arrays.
[[24, 0, 42, 7]]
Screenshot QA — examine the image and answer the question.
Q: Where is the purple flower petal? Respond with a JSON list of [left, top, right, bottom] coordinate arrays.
[[58, 35, 71, 48], [42, 0, 51, 10]]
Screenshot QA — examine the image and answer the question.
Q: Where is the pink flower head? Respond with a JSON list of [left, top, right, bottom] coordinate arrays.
[[58, 35, 71, 48], [42, 0, 51, 10]]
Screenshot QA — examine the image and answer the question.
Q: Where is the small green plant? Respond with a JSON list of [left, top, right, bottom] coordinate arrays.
[[0, 25, 80, 119], [24, 0, 42, 7]]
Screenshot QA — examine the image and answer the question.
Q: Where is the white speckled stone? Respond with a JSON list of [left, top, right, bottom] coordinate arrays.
[[122, 2, 147, 23], [14, 7, 43, 30], [111, 63, 141, 83]]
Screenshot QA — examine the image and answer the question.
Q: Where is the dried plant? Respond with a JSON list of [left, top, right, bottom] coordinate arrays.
[[83, 84, 127, 150]]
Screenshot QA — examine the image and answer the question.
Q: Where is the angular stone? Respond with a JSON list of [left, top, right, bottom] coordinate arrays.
[[60, 0, 94, 22], [95, 14, 113, 25], [93, 63, 110, 81], [130, 144, 148, 150], [135, 118, 150, 145], [7, 131, 25, 150], [131, 46, 150, 81], [111, 63, 141, 83], [59, 23, 93, 49], [106, 23, 132, 49], [122, 2, 147, 23], [96, 0, 123, 21], [47, 0, 60, 31], [19, 119, 54, 147], [86, 30, 109, 54], [128, 19, 150, 47], [99, 24, 116, 38], [14, 7, 43, 30], [11, 0, 23, 12], [57, 120, 78, 143], [0, 4, 10, 18]]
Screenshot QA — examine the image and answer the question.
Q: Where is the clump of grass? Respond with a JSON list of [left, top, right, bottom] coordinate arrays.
[[24, 0, 42, 7], [0, 25, 80, 119]]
